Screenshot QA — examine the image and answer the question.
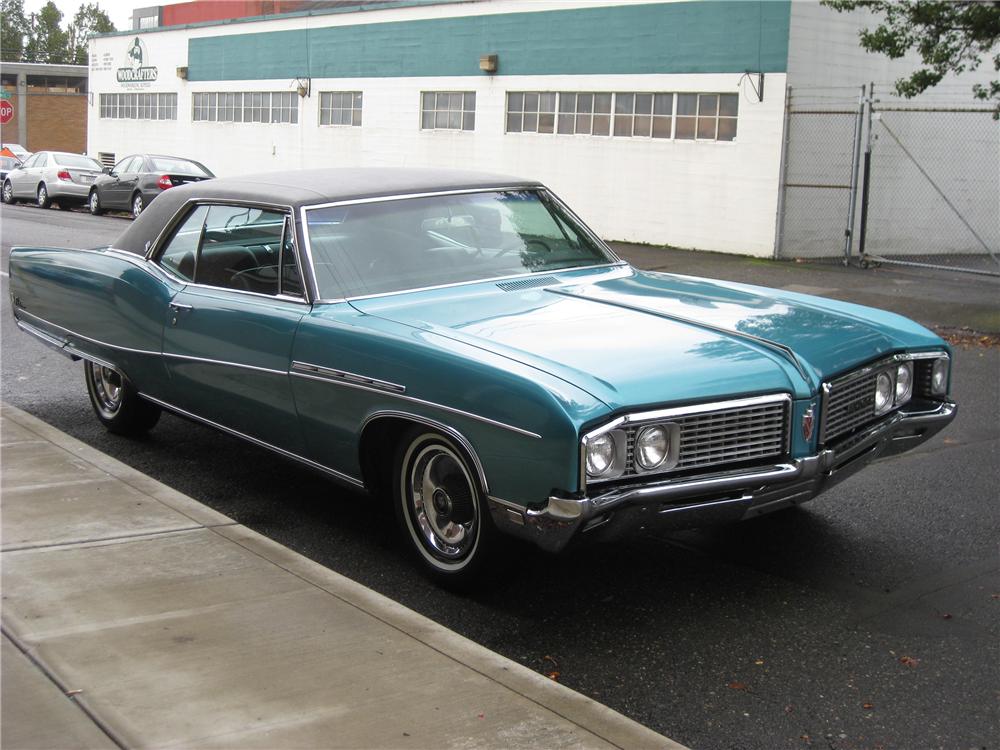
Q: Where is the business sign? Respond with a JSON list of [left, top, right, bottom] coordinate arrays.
[[117, 37, 158, 87]]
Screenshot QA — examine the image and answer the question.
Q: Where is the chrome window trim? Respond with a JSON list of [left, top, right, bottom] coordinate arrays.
[[359, 410, 490, 494], [138, 392, 365, 489], [291, 361, 405, 394], [299, 185, 625, 304], [580, 393, 793, 492], [291, 365, 540, 439], [144, 197, 315, 303]]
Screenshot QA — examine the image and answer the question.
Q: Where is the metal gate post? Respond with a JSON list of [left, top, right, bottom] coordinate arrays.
[[843, 85, 865, 264], [858, 82, 875, 260], [773, 86, 793, 259]]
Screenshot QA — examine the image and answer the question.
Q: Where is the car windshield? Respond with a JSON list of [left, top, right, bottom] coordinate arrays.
[[53, 153, 102, 170], [305, 189, 617, 299], [150, 157, 210, 175]]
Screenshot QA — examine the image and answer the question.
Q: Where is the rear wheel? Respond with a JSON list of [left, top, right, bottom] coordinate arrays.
[[393, 428, 496, 589], [88, 190, 104, 215], [2, 180, 13, 204], [36, 183, 50, 209], [84, 361, 161, 435], [131, 192, 144, 218]]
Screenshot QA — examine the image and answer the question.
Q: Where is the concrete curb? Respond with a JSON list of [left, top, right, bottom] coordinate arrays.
[[1, 403, 686, 750]]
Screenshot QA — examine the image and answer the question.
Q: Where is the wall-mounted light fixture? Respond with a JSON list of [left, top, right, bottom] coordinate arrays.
[[479, 54, 498, 74], [295, 77, 311, 98], [176, 66, 188, 80]]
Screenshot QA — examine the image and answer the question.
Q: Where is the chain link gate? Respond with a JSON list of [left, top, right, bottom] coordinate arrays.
[[861, 106, 1000, 276], [775, 87, 863, 262], [777, 86, 999, 276]]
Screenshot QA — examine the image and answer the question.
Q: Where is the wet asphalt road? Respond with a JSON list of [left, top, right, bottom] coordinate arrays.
[[2, 202, 998, 750]]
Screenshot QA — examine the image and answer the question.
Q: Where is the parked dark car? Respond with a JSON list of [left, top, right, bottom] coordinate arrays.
[[0, 155, 21, 182], [89, 154, 214, 218]]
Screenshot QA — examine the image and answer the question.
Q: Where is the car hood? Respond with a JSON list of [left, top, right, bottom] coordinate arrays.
[[350, 266, 944, 411]]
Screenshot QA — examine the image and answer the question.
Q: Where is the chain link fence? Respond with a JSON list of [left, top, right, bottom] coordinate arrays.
[[776, 88, 862, 261], [776, 86, 999, 276], [863, 108, 999, 275]]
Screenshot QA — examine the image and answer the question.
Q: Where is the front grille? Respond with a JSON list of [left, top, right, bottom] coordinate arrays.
[[821, 369, 878, 443], [621, 399, 789, 478]]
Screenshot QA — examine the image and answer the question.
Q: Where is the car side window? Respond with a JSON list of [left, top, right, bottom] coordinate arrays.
[[280, 217, 304, 298], [20, 154, 37, 169], [158, 205, 209, 281], [113, 157, 133, 174], [126, 156, 144, 173], [195, 205, 285, 295]]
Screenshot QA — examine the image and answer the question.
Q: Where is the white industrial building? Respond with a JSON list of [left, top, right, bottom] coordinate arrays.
[[87, 0, 997, 260]]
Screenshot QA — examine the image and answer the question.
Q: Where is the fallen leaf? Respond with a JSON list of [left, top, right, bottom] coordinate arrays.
[[785, 705, 794, 714], [477, 713, 484, 719], [65, 689, 82, 696], [862, 702, 874, 710], [941, 613, 953, 620], [899, 655, 920, 668], [728, 681, 748, 691], [546, 671, 560, 681], [754, 659, 765, 666]]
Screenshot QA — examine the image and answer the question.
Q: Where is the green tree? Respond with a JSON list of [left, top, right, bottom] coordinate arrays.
[[23, 1, 68, 63], [68, 3, 115, 65], [823, 0, 1000, 117], [1, 0, 29, 61]]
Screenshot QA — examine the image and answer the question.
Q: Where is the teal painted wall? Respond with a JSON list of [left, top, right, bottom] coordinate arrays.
[[187, 1, 791, 82]]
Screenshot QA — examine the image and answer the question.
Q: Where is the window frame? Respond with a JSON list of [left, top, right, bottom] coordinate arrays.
[[319, 90, 363, 127], [151, 199, 311, 304], [419, 91, 476, 132]]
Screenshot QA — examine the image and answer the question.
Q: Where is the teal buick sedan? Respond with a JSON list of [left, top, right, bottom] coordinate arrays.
[[8, 169, 956, 587]]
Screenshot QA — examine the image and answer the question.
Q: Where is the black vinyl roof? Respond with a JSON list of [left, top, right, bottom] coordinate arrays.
[[114, 167, 540, 256]]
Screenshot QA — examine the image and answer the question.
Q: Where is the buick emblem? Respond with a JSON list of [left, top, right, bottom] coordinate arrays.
[[802, 406, 815, 441]]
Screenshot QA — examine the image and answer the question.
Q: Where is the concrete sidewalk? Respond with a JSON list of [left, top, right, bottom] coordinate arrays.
[[0, 404, 682, 750]]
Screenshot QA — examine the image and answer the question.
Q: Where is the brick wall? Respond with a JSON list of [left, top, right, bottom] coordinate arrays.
[[25, 92, 87, 153]]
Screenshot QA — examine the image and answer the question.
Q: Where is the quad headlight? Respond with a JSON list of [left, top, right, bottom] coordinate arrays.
[[585, 433, 616, 477], [635, 425, 669, 471], [895, 361, 913, 406], [874, 370, 894, 415]]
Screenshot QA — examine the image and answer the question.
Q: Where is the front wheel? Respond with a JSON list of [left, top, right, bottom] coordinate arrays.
[[88, 189, 104, 215], [2, 180, 14, 204], [131, 192, 145, 218], [393, 429, 496, 588], [36, 183, 50, 209], [84, 360, 161, 435]]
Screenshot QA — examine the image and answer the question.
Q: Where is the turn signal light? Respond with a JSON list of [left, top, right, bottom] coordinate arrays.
[[157, 175, 173, 190], [56, 170, 71, 181]]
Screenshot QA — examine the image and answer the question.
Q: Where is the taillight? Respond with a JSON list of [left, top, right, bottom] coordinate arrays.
[[157, 175, 172, 190], [57, 170, 71, 181]]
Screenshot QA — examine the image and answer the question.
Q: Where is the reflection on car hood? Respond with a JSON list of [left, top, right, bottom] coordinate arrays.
[[351, 266, 944, 410]]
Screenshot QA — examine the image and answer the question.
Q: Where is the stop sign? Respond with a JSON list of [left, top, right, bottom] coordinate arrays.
[[0, 98, 13, 125]]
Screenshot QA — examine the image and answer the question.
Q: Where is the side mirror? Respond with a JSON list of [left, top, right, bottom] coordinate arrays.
[[102, 166, 112, 174]]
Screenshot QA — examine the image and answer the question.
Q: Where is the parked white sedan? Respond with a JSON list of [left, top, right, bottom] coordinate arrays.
[[2, 151, 104, 209]]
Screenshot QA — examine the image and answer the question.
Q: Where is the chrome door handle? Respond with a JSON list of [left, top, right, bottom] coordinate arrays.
[[169, 302, 193, 312]]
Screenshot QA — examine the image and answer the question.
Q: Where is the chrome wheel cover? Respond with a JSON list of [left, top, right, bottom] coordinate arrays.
[[90, 364, 123, 417], [89, 192, 99, 212], [37, 186, 47, 206], [406, 443, 479, 563], [2, 182, 11, 202], [132, 195, 143, 216]]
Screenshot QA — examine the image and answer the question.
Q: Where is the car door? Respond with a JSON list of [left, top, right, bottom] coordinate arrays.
[[12, 153, 41, 197], [104, 156, 137, 208], [156, 202, 308, 453]]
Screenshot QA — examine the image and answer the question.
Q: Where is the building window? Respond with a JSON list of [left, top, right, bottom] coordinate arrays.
[[420, 92, 475, 131], [99, 93, 176, 120], [192, 92, 299, 124], [506, 92, 556, 134], [614, 93, 673, 138], [676, 93, 738, 141], [505, 92, 737, 141], [320, 91, 362, 126], [556, 92, 612, 136]]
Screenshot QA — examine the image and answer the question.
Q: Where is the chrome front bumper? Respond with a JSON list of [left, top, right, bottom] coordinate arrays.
[[488, 400, 957, 553]]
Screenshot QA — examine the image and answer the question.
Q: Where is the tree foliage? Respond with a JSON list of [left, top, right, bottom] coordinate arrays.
[[823, 0, 1000, 117], [68, 3, 115, 64], [0, 0, 29, 61], [1, 0, 115, 63]]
